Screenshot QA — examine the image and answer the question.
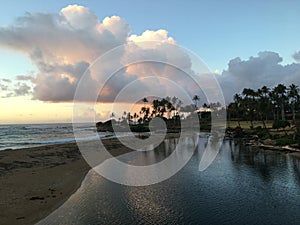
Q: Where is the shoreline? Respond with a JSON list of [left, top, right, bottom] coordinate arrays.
[[226, 127, 300, 155], [0, 135, 141, 225], [0, 133, 182, 225], [0, 142, 90, 225], [2, 131, 299, 225]]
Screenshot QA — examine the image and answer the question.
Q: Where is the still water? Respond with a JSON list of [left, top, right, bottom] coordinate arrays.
[[38, 136, 300, 225]]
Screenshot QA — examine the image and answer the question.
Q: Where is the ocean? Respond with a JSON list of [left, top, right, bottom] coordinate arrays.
[[0, 123, 116, 151]]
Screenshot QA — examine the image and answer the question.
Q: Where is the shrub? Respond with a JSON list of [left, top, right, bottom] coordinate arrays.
[[275, 137, 295, 146], [255, 126, 269, 139], [272, 120, 290, 129]]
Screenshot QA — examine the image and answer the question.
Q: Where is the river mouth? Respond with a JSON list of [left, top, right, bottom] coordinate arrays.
[[37, 137, 300, 225]]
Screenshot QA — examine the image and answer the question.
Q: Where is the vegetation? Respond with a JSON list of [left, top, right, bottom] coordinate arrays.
[[96, 96, 224, 133], [96, 83, 300, 149], [227, 83, 300, 147], [228, 84, 300, 126]]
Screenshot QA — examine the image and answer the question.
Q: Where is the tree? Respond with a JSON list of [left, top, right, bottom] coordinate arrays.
[[273, 84, 287, 120], [142, 97, 148, 104], [133, 112, 139, 123], [257, 87, 271, 129], [288, 84, 299, 121], [110, 112, 115, 120], [140, 106, 150, 122], [192, 95, 200, 109], [260, 86, 271, 121], [241, 88, 257, 128]]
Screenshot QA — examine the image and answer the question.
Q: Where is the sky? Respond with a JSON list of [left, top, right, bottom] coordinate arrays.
[[0, 0, 300, 124]]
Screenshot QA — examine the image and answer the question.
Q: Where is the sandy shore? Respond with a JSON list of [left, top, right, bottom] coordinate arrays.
[[0, 133, 182, 225], [0, 136, 139, 225]]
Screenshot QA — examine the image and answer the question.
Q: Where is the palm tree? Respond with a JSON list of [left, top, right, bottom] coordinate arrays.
[[233, 93, 242, 127], [242, 88, 257, 128], [192, 95, 200, 109], [257, 87, 270, 129], [110, 112, 115, 120], [273, 84, 287, 120], [261, 86, 271, 121], [140, 106, 150, 122], [133, 112, 139, 123], [288, 84, 299, 121], [192, 95, 201, 120], [152, 99, 160, 118], [122, 111, 127, 122], [142, 97, 148, 107], [127, 112, 132, 124]]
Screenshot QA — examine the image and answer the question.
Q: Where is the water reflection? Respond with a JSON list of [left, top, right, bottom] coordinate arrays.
[[37, 136, 300, 225]]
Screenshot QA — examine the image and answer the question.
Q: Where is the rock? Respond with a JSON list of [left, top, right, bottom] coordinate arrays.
[[29, 196, 44, 200], [16, 216, 25, 220]]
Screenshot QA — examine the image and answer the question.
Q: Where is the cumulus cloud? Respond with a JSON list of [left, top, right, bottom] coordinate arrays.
[[1, 5, 299, 105], [293, 51, 300, 62], [0, 5, 199, 103], [218, 51, 300, 102]]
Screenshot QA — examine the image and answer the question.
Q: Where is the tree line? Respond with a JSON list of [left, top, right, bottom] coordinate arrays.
[[227, 83, 300, 128], [112, 95, 222, 125]]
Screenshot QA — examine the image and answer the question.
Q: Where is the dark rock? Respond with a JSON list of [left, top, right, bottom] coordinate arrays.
[[29, 196, 44, 200]]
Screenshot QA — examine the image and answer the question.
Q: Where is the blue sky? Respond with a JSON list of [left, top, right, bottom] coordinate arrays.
[[1, 0, 300, 78]]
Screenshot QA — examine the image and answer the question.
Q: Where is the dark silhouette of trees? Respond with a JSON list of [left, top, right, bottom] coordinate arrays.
[[227, 83, 300, 128]]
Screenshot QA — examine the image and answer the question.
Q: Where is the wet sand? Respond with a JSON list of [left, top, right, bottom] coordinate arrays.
[[0, 133, 182, 225], [0, 137, 136, 225]]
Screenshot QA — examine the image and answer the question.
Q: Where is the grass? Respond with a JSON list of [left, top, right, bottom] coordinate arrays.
[[227, 120, 274, 129]]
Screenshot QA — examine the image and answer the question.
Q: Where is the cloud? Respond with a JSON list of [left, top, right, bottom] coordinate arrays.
[[0, 83, 9, 91], [218, 51, 300, 102], [1, 5, 299, 105], [0, 5, 198, 103], [16, 75, 35, 82], [14, 82, 31, 96], [293, 51, 300, 62], [0, 81, 31, 97], [1, 79, 11, 83]]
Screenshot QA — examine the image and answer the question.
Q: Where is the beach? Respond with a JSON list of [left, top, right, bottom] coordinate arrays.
[[1, 132, 299, 225], [0, 137, 137, 225], [0, 133, 181, 225]]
